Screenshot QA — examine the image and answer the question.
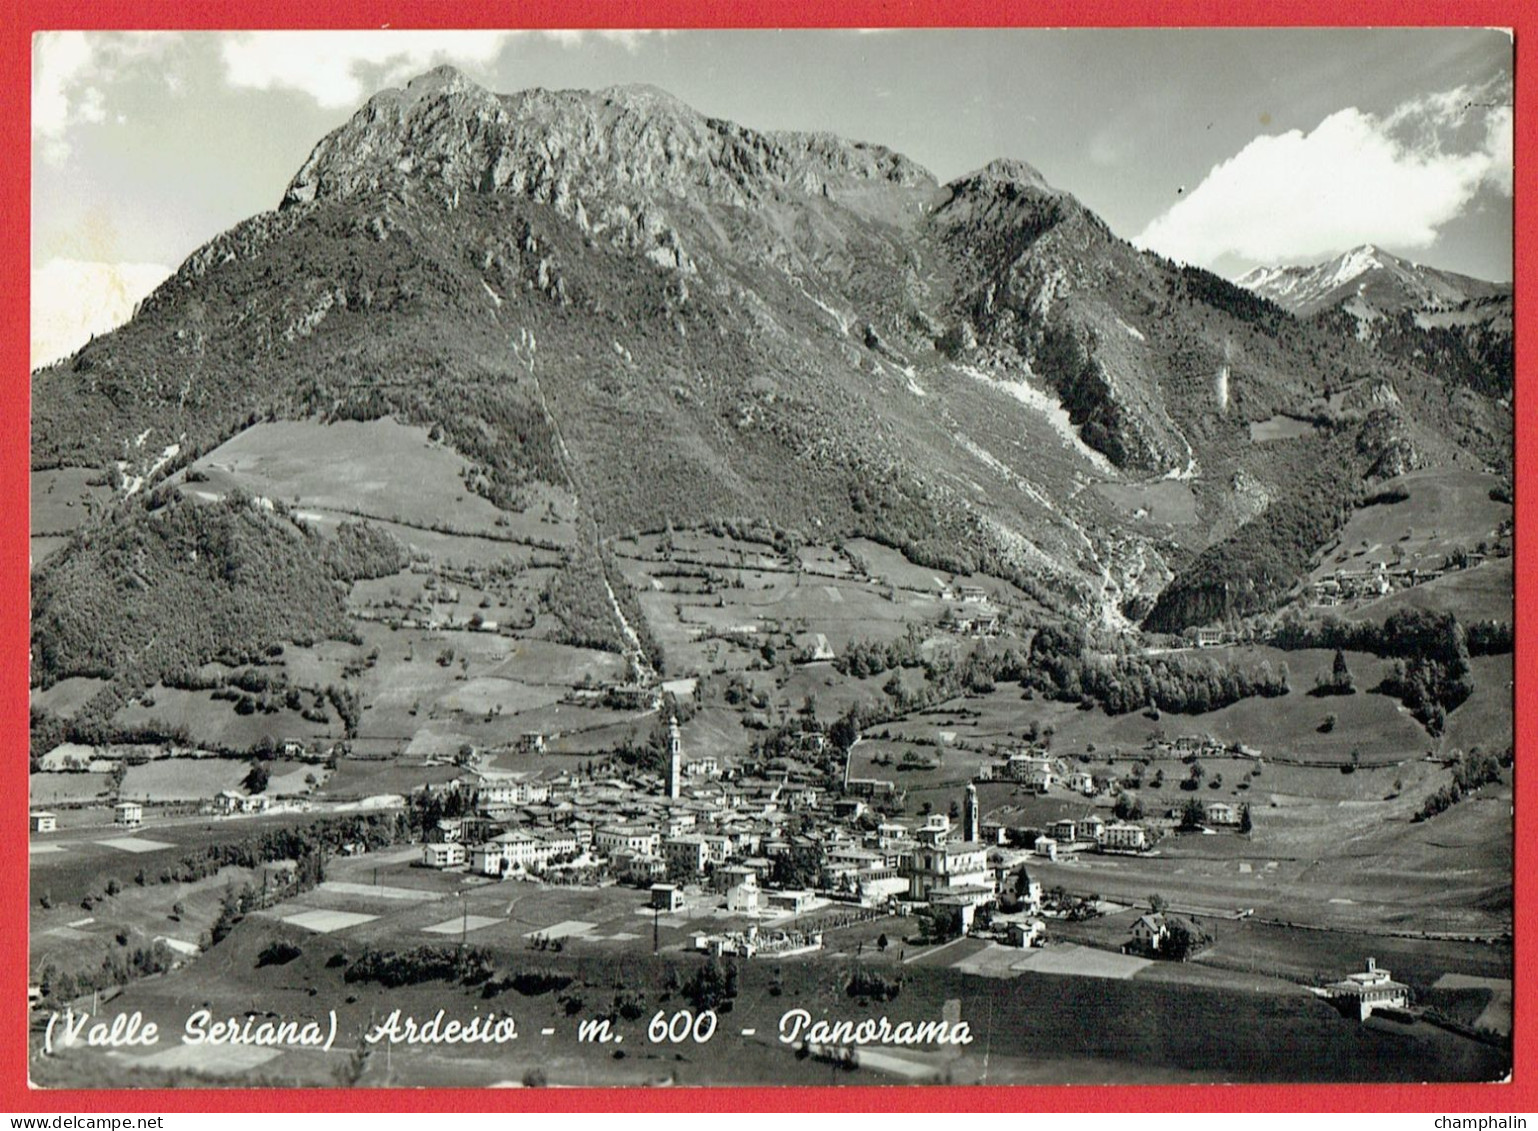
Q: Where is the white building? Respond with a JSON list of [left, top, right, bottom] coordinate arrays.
[[422, 842, 465, 868], [114, 801, 143, 827], [473, 772, 550, 809], [1103, 822, 1150, 852], [904, 840, 991, 901], [726, 874, 761, 913], [1327, 958, 1410, 1021], [595, 824, 660, 857], [30, 811, 56, 833]]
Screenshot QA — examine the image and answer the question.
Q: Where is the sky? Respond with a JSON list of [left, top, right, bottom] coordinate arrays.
[[30, 28, 1514, 369]]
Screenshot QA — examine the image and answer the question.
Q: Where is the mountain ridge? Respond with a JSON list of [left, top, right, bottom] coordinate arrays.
[[30, 69, 1512, 671], [1235, 243, 1511, 320]]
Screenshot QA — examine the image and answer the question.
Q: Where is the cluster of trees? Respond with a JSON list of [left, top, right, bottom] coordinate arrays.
[[31, 493, 355, 692], [1379, 655, 1472, 735], [1311, 649, 1356, 697], [322, 521, 410, 582], [34, 940, 177, 1007], [1174, 265, 1290, 336], [1027, 625, 1289, 715], [407, 786, 475, 836], [846, 968, 902, 1002], [325, 683, 364, 738], [846, 472, 1060, 612], [833, 626, 931, 679], [1345, 303, 1514, 400], [836, 623, 1289, 720], [1273, 607, 1485, 734], [537, 546, 648, 659], [29, 707, 198, 769], [770, 844, 826, 891], [1412, 747, 1510, 823], [683, 957, 739, 1012], [1271, 607, 1494, 657], [256, 939, 304, 967], [344, 944, 496, 989], [136, 813, 409, 906]]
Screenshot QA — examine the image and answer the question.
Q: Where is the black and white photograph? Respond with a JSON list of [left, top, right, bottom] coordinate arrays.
[[27, 28, 1515, 1089]]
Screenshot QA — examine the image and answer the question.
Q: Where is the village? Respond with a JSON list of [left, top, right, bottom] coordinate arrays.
[[29, 713, 1334, 990]]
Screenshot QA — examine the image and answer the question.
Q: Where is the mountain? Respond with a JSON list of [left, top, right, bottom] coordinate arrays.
[[1236, 245, 1513, 405], [1234, 244, 1510, 320], [30, 67, 1513, 688]]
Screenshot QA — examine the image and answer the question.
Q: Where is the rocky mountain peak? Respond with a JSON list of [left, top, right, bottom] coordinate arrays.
[[281, 69, 938, 221]]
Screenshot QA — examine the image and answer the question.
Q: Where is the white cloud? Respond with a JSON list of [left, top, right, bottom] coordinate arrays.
[[34, 33, 176, 164], [31, 258, 173, 371], [1135, 82, 1513, 267], [219, 31, 524, 108], [217, 29, 670, 107], [536, 29, 658, 52], [33, 32, 97, 164]]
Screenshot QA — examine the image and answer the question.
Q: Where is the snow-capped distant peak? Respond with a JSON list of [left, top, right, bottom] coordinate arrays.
[[1328, 245, 1387, 289], [1234, 243, 1505, 319]]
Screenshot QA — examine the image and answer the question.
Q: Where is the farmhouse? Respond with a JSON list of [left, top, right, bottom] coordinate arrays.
[[1327, 958, 1410, 1021], [1128, 913, 1169, 952], [114, 801, 143, 827], [1194, 627, 1225, 648], [1204, 801, 1239, 826], [1004, 918, 1046, 948], [30, 811, 57, 833], [214, 790, 270, 815]]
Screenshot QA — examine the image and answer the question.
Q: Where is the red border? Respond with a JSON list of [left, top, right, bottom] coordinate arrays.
[[4, 0, 1530, 1113]]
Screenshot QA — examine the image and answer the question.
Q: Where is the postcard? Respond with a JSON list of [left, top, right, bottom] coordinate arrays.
[[19, 20, 1522, 1105]]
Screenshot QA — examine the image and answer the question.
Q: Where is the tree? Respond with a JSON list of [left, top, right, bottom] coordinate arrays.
[[876, 933, 889, 953], [1320, 713, 1337, 733], [1238, 804, 1253, 834], [1164, 916, 1212, 961], [1149, 893, 1169, 914], [1332, 648, 1354, 693], [1178, 797, 1205, 831], [1113, 792, 1143, 821], [243, 763, 270, 794]]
